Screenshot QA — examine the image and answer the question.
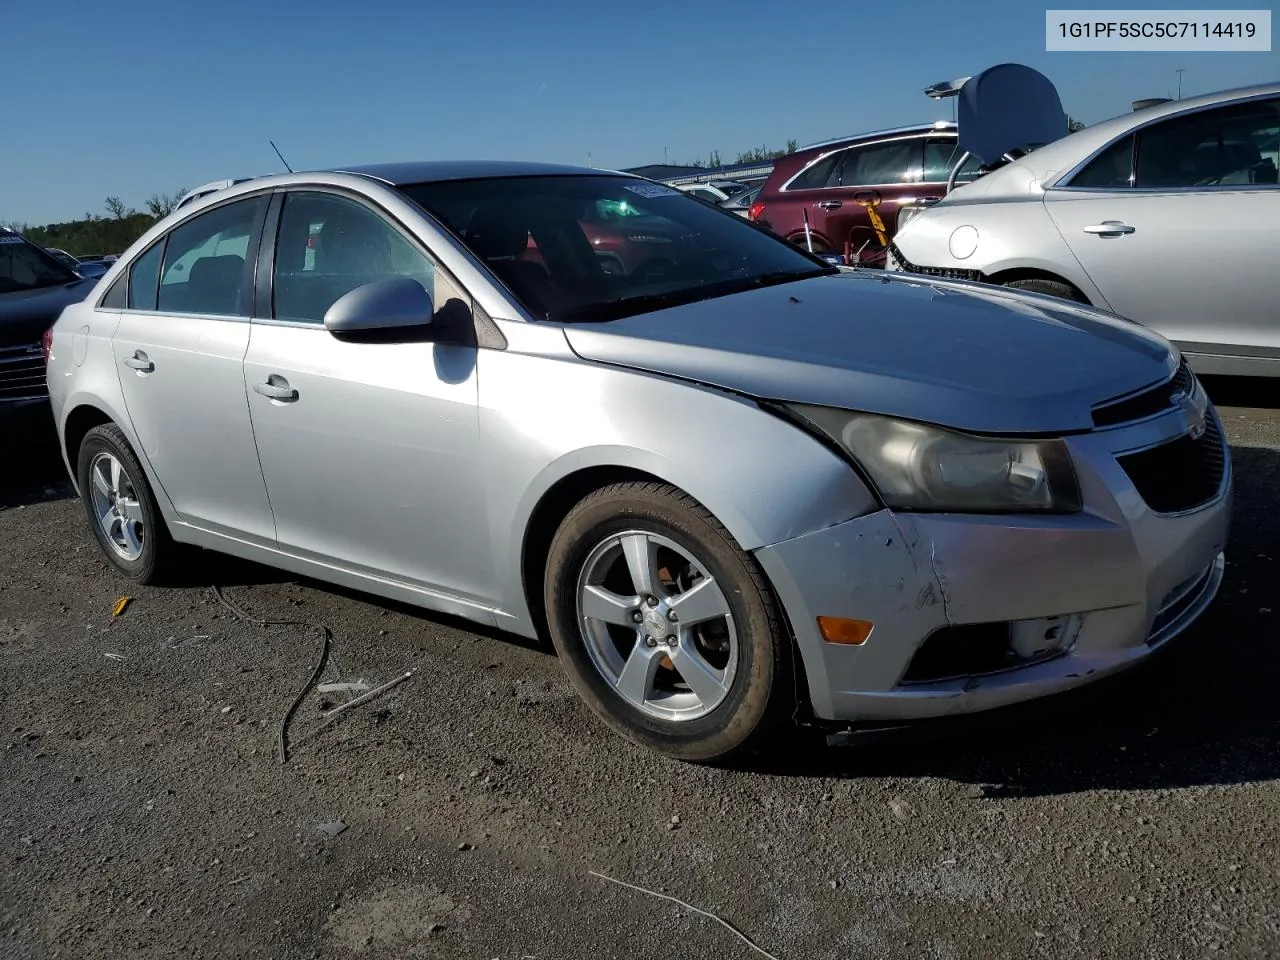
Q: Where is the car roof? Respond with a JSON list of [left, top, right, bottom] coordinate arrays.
[[328, 159, 613, 185], [1012, 80, 1280, 180], [799, 121, 957, 152]]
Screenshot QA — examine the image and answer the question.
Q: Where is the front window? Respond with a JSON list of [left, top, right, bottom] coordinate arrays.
[[0, 232, 79, 294], [399, 175, 835, 323]]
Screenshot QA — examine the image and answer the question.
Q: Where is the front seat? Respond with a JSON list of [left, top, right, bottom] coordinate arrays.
[[463, 206, 560, 315]]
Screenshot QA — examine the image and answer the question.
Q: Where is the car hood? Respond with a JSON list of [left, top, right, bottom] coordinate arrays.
[[561, 271, 1175, 435], [0, 278, 97, 348]]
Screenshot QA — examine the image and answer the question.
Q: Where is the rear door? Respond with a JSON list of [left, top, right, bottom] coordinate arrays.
[[111, 194, 277, 544], [1044, 96, 1280, 357]]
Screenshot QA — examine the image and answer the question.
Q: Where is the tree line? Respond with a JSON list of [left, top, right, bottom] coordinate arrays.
[[681, 140, 801, 169], [3, 190, 185, 258]]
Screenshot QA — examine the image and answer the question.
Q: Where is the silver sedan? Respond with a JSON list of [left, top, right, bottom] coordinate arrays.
[[888, 82, 1280, 377], [45, 161, 1230, 762]]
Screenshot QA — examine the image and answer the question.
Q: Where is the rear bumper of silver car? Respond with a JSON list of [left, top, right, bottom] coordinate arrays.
[[755, 399, 1232, 725]]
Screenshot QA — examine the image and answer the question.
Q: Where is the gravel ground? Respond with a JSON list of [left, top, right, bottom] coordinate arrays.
[[2, 379, 1279, 960]]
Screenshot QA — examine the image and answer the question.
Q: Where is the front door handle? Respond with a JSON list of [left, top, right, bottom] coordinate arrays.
[[1083, 221, 1136, 235], [817, 200, 843, 211], [123, 351, 154, 373], [254, 375, 298, 402]]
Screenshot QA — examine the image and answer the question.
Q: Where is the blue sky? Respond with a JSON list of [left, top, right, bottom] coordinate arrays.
[[2, 0, 1275, 225]]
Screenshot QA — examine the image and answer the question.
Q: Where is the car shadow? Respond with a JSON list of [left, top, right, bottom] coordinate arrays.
[[745, 442, 1280, 796], [0, 406, 74, 510], [1200, 374, 1280, 410]]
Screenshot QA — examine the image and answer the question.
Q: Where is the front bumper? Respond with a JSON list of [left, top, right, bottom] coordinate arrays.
[[754, 398, 1232, 724]]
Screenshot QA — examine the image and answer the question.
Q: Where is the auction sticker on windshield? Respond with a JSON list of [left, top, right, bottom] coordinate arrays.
[[624, 183, 682, 199]]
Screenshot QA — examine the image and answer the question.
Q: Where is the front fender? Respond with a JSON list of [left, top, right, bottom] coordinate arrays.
[[478, 345, 878, 634]]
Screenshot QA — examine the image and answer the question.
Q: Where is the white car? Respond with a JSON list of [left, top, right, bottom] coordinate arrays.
[[887, 82, 1280, 377]]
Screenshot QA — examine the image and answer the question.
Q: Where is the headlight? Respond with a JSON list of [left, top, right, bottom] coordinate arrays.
[[785, 406, 1081, 513]]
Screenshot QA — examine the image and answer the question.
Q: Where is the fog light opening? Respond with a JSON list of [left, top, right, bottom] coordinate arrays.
[[817, 617, 875, 646], [1008, 614, 1083, 663]]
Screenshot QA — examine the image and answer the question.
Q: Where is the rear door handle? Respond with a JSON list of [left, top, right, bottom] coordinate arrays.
[[123, 351, 154, 373], [1083, 221, 1135, 235], [817, 200, 843, 211], [254, 375, 298, 402]]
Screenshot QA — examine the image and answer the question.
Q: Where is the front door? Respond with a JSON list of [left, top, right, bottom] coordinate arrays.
[[243, 190, 493, 602], [112, 194, 276, 543]]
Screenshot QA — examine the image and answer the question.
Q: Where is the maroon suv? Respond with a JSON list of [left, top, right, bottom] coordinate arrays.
[[749, 121, 983, 265]]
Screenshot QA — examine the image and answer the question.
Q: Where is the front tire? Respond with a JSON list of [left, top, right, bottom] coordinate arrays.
[[76, 424, 177, 584], [543, 481, 793, 762]]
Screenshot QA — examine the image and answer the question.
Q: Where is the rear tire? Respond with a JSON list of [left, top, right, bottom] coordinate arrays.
[[1003, 277, 1085, 303], [76, 424, 178, 584], [543, 481, 793, 763]]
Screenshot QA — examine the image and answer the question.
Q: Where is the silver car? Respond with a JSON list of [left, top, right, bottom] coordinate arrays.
[[45, 161, 1231, 762], [887, 82, 1280, 377]]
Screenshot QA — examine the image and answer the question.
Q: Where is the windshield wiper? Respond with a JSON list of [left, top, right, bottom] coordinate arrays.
[[551, 290, 699, 324], [748, 266, 838, 288]]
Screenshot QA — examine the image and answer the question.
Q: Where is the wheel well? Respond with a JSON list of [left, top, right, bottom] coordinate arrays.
[[521, 466, 658, 640], [63, 405, 114, 476], [517, 465, 821, 726], [983, 267, 1091, 304]]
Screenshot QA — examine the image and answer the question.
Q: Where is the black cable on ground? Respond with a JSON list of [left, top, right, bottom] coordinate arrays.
[[212, 584, 332, 764]]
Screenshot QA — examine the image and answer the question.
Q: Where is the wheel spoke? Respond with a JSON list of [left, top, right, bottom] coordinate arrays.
[[581, 584, 637, 626], [670, 645, 728, 708], [668, 577, 730, 627], [615, 640, 661, 707], [97, 501, 117, 530], [620, 533, 661, 598], [91, 464, 111, 497], [122, 520, 143, 556], [109, 457, 122, 495]]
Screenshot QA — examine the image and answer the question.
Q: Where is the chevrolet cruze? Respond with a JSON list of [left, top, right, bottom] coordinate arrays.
[[45, 161, 1231, 762]]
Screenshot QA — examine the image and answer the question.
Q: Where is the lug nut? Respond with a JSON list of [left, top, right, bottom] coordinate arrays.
[[666, 635, 678, 646], [667, 610, 678, 622], [631, 611, 643, 623], [646, 595, 659, 607], [645, 637, 658, 648]]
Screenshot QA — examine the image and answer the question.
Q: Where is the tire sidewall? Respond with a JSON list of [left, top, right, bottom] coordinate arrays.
[[76, 426, 162, 582], [545, 487, 782, 760]]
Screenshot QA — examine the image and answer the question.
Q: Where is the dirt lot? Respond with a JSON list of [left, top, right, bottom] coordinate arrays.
[[3, 379, 1279, 960]]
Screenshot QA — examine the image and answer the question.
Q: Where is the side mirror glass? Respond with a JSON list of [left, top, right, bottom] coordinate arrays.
[[323, 277, 435, 340]]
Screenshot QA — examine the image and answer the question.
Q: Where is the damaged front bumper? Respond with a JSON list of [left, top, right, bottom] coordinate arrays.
[[753, 410, 1232, 725]]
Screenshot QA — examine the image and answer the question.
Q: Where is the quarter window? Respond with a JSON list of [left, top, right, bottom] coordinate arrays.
[[271, 192, 451, 325], [127, 241, 164, 311], [157, 197, 263, 317], [1134, 97, 1280, 188]]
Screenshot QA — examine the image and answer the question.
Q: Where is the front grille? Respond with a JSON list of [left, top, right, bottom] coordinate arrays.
[[1092, 360, 1194, 428], [886, 242, 983, 282], [1117, 413, 1226, 513], [0, 343, 47, 401]]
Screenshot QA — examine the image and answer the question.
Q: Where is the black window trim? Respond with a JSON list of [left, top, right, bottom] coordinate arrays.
[[1053, 90, 1280, 193], [102, 188, 274, 319]]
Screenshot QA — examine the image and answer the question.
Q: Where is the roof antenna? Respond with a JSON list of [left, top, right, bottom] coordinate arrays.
[[269, 140, 294, 173]]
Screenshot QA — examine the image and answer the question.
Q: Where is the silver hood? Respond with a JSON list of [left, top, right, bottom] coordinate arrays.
[[561, 271, 1176, 435]]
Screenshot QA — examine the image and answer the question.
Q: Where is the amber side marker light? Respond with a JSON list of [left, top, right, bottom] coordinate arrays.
[[817, 617, 874, 646]]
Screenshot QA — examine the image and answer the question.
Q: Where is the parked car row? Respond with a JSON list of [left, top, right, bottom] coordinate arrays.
[[39, 150, 1231, 762]]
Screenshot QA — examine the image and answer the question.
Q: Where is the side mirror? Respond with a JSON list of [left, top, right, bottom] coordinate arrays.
[[323, 277, 435, 340]]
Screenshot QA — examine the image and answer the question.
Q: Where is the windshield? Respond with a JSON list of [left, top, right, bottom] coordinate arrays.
[[398, 174, 835, 323], [0, 232, 80, 293]]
